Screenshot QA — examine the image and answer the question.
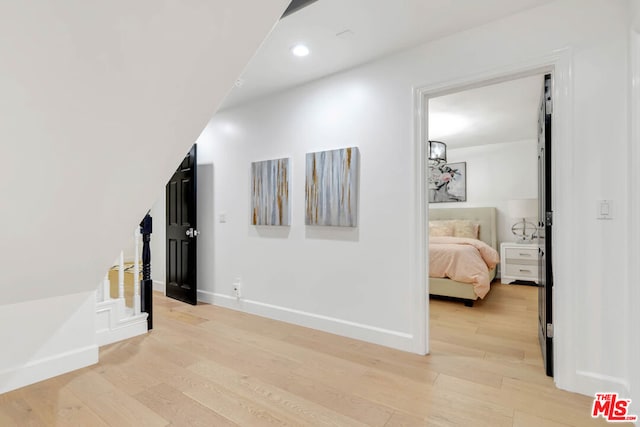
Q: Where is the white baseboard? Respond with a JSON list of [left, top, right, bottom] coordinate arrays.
[[571, 370, 632, 398], [96, 314, 149, 347], [153, 280, 165, 293], [0, 345, 97, 394], [96, 299, 149, 347], [197, 290, 414, 352]]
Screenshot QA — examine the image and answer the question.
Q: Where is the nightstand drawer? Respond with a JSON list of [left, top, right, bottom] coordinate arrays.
[[505, 247, 537, 261], [500, 242, 539, 284], [504, 264, 537, 279]]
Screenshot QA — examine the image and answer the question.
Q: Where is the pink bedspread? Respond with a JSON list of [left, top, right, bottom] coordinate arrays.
[[429, 236, 500, 298]]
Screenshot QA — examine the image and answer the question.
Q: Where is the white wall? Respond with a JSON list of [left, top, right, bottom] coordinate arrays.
[[198, 78, 419, 348], [0, 0, 289, 393], [118, 225, 146, 263], [197, 143, 216, 299], [430, 140, 538, 248], [194, 0, 632, 398], [0, 292, 97, 394]]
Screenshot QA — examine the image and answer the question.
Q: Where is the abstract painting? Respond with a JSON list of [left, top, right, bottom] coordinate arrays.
[[428, 161, 466, 203], [305, 147, 359, 227], [251, 158, 290, 225]]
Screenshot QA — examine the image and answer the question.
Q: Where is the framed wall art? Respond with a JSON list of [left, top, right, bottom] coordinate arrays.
[[250, 157, 290, 225], [305, 147, 359, 227], [428, 161, 466, 203]]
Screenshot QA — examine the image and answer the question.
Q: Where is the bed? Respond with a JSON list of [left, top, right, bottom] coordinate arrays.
[[428, 207, 499, 306]]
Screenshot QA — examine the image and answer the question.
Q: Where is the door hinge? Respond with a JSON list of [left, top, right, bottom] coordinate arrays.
[[546, 96, 553, 115], [546, 323, 554, 338], [545, 75, 553, 115], [545, 211, 553, 226]]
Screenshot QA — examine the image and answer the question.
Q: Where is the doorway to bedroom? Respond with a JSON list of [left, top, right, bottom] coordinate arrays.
[[423, 71, 554, 377]]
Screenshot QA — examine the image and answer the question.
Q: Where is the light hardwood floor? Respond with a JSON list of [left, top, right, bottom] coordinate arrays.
[[0, 283, 617, 426]]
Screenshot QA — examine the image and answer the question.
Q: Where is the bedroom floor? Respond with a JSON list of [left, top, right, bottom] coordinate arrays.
[[0, 286, 615, 426], [429, 281, 612, 426]]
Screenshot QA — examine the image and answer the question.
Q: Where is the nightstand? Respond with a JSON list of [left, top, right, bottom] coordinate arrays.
[[500, 242, 538, 284]]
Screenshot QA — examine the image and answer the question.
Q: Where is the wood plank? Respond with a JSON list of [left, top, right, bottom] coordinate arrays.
[[161, 309, 209, 326], [283, 334, 437, 383], [513, 410, 573, 427], [21, 379, 110, 427], [184, 373, 367, 427], [121, 350, 213, 392], [95, 353, 164, 396], [435, 373, 607, 426], [189, 360, 394, 426], [134, 383, 237, 427], [383, 411, 424, 426], [346, 369, 437, 418], [66, 371, 169, 426], [0, 397, 47, 427], [183, 381, 298, 426]]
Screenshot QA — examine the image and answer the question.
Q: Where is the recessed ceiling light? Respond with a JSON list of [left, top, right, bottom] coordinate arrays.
[[291, 44, 310, 57]]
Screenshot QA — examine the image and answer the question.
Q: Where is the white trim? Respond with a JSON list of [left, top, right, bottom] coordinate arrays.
[[95, 314, 149, 347], [628, 29, 640, 407], [547, 50, 574, 393], [198, 290, 414, 352], [574, 371, 631, 397], [0, 345, 97, 394], [96, 300, 149, 347], [412, 84, 428, 355], [153, 280, 165, 294], [412, 49, 574, 390]]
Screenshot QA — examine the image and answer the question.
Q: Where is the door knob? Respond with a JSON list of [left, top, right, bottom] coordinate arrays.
[[186, 228, 200, 238]]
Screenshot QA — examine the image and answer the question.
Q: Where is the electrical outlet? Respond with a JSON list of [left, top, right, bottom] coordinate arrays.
[[233, 277, 242, 299]]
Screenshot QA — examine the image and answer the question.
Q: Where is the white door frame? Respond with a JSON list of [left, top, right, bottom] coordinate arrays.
[[412, 49, 574, 390], [629, 28, 640, 401]]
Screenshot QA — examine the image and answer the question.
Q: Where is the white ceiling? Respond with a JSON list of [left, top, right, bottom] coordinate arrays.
[[429, 75, 544, 149], [222, 0, 555, 108]]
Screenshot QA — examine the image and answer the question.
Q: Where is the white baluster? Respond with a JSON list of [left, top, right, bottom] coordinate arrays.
[[118, 250, 125, 301], [134, 229, 141, 315], [103, 273, 111, 302]]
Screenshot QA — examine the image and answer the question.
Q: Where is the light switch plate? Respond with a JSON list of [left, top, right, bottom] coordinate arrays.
[[596, 200, 613, 220]]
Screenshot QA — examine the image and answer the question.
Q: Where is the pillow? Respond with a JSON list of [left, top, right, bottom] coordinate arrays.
[[429, 221, 454, 237], [451, 220, 480, 239], [429, 219, 481, 238]]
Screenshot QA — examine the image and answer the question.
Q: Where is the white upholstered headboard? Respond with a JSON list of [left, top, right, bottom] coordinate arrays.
[[429, 207, 498, 250]]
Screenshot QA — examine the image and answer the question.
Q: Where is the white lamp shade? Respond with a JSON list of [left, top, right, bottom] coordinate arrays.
[[508, 198, 538, 219]]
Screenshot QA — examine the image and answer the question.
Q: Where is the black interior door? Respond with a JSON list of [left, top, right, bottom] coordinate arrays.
[[166, 145, 198, 305], [538, 74, 553, 377]]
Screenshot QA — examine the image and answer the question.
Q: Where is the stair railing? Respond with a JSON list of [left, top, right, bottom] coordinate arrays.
[[95, 216, 151, 346]]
